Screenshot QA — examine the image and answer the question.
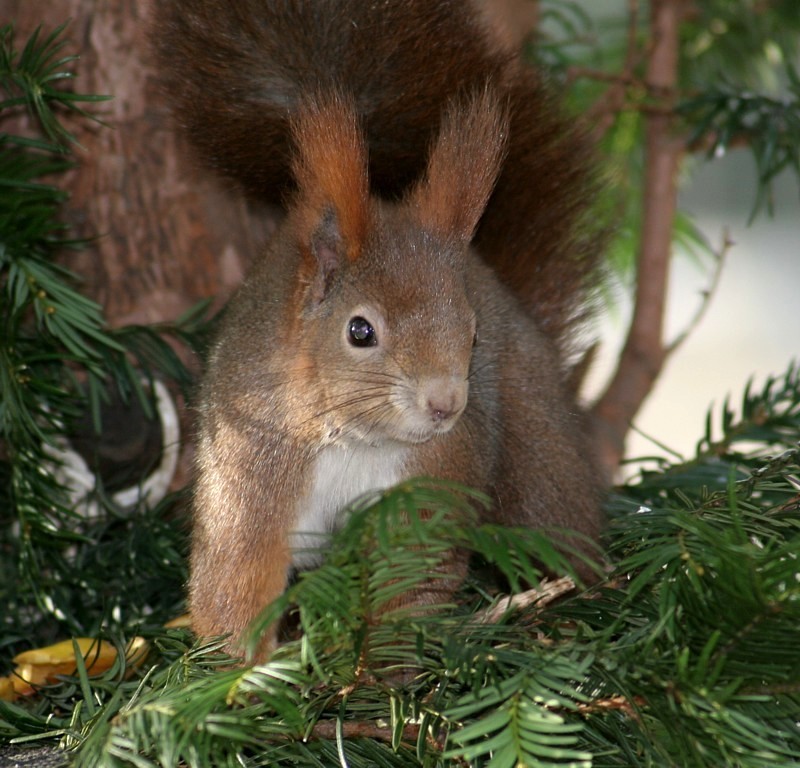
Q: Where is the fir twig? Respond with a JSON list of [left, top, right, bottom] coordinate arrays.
[[0, 22, 108, 148], [0, 19, 206, 664]]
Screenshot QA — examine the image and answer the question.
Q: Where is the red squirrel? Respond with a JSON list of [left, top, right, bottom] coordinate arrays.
[[152, 0, 606, 656]]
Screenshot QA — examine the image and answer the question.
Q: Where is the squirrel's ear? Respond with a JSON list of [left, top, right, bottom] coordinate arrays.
[[410, 87, 508, 242], [291, 93, 369, 287], [303, 206, 346, 304]]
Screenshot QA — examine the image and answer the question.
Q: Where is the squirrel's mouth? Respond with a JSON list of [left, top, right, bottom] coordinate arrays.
[[326, 416, 461, 448], [389, 413, 464, 445]]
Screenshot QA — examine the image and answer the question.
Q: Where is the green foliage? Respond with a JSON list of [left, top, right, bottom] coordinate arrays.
[[2, 12, 799, 768], [534, 2, 596, 71], [0, 22, 207, 653], [537, 0, 800, 279], [0, 23, 113, 487], [677, 0, 800, 217], [0, 22, 107, 146], [680, 0, 800, 92], [681, 77, 800, 217], [3, 363, 799, 767], [5, 397, 800, 768]]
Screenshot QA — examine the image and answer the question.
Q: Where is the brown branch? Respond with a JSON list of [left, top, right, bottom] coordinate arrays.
[[567, 67, 641, 87], [306, 695, 651, 748], [590, 0, 691, 478], [307, 694, 650, 751], [569, 69, 679, 108], [575, 0, 645, 144], [686, 130, 755, 155], [577, 694, 647, 719], [476, 576, 576, 624], [664, 230, 730, 356], [309, 719, 422, 744]]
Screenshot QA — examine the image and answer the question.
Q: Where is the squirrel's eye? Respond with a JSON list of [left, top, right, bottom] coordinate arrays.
[[347, 316, 377, 347]]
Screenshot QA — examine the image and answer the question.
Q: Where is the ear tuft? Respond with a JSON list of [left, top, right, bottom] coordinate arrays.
[[291, 93, 370, 264], [410, 87, 509, 242]]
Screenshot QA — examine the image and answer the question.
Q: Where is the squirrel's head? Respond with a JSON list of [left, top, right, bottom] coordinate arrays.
[[282, 89, 507, 445]]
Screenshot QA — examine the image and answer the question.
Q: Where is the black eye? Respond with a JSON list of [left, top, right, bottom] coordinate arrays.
[[347, 316, 377, 347]]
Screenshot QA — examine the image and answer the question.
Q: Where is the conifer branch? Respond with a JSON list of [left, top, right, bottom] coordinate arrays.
[[3, 9, 800, 768]]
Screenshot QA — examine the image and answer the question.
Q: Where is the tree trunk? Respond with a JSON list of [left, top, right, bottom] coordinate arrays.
[[7, 0, 271, 326], [7, 1, 275, 492]]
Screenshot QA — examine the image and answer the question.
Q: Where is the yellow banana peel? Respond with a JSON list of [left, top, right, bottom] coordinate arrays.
[[0, 635, 148, 700], [0, 676, 14, 701]]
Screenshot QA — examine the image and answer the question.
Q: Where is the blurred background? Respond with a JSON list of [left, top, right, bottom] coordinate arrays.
[[590, 156, 799, 466], [554, 0, 800, 467]]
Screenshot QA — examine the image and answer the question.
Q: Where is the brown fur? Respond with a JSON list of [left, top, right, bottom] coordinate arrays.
[[152, 1, 606, 657], [291, 95, 370, 263], [151, 0, 602, 354], [410, 89, 509, 241]]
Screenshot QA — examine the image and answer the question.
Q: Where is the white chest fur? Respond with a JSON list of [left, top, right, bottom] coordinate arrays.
[[289, 442, 408, 569]]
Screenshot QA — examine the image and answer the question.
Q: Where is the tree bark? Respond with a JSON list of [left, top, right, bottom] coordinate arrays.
[[7, 1, 274, 491], [7, 0, 270, 326], [590, 0, 688, 477]]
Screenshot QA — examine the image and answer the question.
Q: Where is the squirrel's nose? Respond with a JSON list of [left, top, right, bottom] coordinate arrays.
[[421, 378, 468, 424], [428, 398, 458, 423]]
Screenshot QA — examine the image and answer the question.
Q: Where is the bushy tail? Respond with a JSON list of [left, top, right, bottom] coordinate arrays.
[[152, 0, 603, 352]]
